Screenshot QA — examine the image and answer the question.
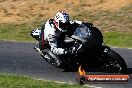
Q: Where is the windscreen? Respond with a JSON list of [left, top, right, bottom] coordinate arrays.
[[73, 24, 91, 38]]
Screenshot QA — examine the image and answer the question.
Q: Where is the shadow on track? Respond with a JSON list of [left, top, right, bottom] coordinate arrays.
[[127, 68, 132, 74], [62, 68, 132, 74]]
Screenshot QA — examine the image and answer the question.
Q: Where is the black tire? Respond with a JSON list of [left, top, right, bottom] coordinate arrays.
[[76, 75, 86, 85], [102, 49, 127, 74]]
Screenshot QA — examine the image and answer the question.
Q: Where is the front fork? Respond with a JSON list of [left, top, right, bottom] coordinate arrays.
[[102, 43, 110, 54], [97, 43, 111, 64]]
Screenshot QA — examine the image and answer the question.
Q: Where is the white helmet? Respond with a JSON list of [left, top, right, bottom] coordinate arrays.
[[54, 10, 70, 32]]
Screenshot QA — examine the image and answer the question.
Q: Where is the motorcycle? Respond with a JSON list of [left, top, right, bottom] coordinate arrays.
[[31, 23, 127, 73]]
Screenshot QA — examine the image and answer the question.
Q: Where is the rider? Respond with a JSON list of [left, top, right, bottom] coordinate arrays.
[[35, 10, 82, 66]]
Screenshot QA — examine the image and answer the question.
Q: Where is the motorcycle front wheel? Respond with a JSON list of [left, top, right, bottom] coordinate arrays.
[[102, 49, 127, 74]]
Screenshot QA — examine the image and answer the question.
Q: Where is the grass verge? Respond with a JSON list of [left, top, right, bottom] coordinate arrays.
[[0, 74, 89, 88], [103, 32, 132, 48], [0, 20, 44, 42], [0, 21, 131, 48]]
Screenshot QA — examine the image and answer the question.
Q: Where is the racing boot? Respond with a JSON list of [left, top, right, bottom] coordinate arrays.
[[34, 46, 62, 67], [43, 49, 62, 67]]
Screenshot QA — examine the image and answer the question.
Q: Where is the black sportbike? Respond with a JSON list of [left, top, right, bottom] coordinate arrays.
[[31, 23, 127, 73]]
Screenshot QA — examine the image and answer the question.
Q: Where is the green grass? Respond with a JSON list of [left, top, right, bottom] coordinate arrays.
[[103, 32, 132, 47], [0, 20, 44, 42], [0, 21, 131, 47], [0, 74, 89, 88]]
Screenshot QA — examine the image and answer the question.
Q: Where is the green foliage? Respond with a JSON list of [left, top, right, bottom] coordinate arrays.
[[0, 20, 45, 42], [103, 32, 132, 47], [0, 74, 88, 88]]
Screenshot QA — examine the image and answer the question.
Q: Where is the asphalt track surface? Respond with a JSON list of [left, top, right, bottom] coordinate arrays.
[[0, 41, 132, 88]]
